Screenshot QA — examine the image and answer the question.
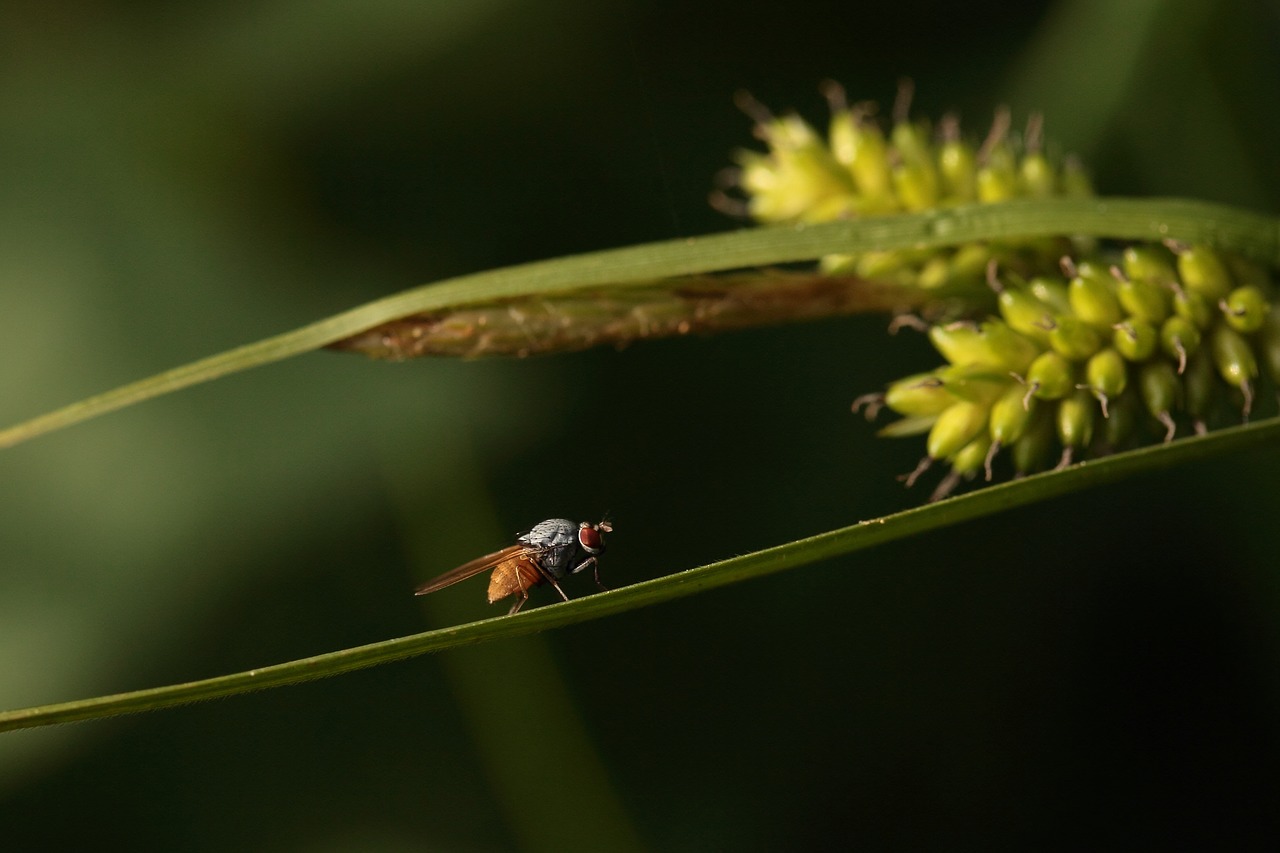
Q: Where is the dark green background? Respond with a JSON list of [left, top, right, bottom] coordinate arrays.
[[2, 0, 1278, 848]]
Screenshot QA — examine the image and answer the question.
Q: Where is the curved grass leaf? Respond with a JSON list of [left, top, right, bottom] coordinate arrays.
[[1, 415, 1276, 732], [0, 197, 1276, 449]]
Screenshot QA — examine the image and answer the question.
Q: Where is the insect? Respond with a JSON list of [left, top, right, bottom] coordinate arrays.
[[414, 519, 613, 614]]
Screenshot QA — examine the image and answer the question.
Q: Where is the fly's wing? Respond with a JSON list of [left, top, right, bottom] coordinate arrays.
[[414, 545, 529, 596]]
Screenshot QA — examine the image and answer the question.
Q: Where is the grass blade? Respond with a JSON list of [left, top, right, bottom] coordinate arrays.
[[2, 415, 1275, 732], [0, 197, 1276, 449]]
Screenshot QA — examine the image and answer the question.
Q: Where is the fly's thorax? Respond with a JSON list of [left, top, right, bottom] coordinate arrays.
[[539, 546, 576, 578], [518, 518, 579, 578], [518, 519, 578, 548]]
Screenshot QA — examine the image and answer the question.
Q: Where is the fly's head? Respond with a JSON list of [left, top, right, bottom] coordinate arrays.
[[575, 519, 612, 566]]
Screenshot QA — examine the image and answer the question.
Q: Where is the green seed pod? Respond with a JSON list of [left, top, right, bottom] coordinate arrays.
[[936, 117, 977, 202], [1209, 323, 1258, 391], [1026, 349, 1076, 400], [938, 145, 977, 203], [890, 117, 934, 168], [1139, 360, 1181, 421], [1174, 244, 1233, 301], [741, 150, 845, 223], [976, 133, 1018, 203], [736, 152, 788, 217], [997, 288, 1055, 344], [1256, 307, 1280, 383], [854, 250, 907, 280], [1060, 155, 1093, 198], [915, 255, 953, 290], [1056, 389, 1096, 451], [1104, 388, 1140, 448], [878, 415, 938, 438], [1085, 348, 1128, 412], [824, 111, 864, 169], [981, 320, 1041, 372], [1027, 277, 1072, 314], [1071, 259, 1108, 281], [1018, 152, 1056, 198], [1173, 288, 1215, 329], [888, 114, 939, 211], [928, 322, 987, 366], [1122, 245, 1177, 283], [949, 432, 993, 475], [1182, 349, 1218, 421], [737, 115, 854, 223], [1068, 271, 1123, 328], [927, 400, 990, 460], [976, 164, 1018, 203], [735, 149, 779, 195], [892, 160, 940, 211], [828, 108, 893, 203], [884, 372, 954, 417], [1049, 316, 1102, 361], [989, 382, 1038, 445], [817, 253, 857, 275], [929, 320, 1038, 372], [936, 364, 1011, 405], [849, 140, 890, 206], [1011, 405, 1055, 474], [766, 112, 821, 150], [1220, 285, 1269, 334], [949, 243, 994, 280], [1160, 315, 1202, 371], [1115, 275, 1171, 324], [1112, 320, 1158, 362], [800, 190, 863, 223], [1017, 111, 1055, 198]]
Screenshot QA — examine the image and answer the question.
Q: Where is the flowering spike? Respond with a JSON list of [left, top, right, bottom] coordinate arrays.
[[711, 83, 1279, 499]]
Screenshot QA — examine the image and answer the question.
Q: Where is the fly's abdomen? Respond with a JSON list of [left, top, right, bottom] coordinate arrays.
[[486, 555, 544, 604]]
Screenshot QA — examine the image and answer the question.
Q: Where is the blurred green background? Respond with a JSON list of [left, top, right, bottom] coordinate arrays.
[[2, 0, 1279, 848]]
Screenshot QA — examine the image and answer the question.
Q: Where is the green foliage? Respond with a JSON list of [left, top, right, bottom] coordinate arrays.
[[4, 2, 1280, 845], [1, 196, 1278, 728]]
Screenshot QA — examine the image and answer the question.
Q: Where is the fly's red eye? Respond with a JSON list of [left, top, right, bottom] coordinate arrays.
[[578, 523, 604, 554]]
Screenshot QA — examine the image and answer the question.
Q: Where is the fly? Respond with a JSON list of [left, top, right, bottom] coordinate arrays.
[[414, 518, 612, 614]]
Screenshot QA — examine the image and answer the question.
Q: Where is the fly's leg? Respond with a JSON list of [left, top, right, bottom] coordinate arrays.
[[532, 561, 571, 602], [571, 556, 608, 592], [509, 564, 537, 614], [508, 574, 528, 614], [546, 576, 571, 602]]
